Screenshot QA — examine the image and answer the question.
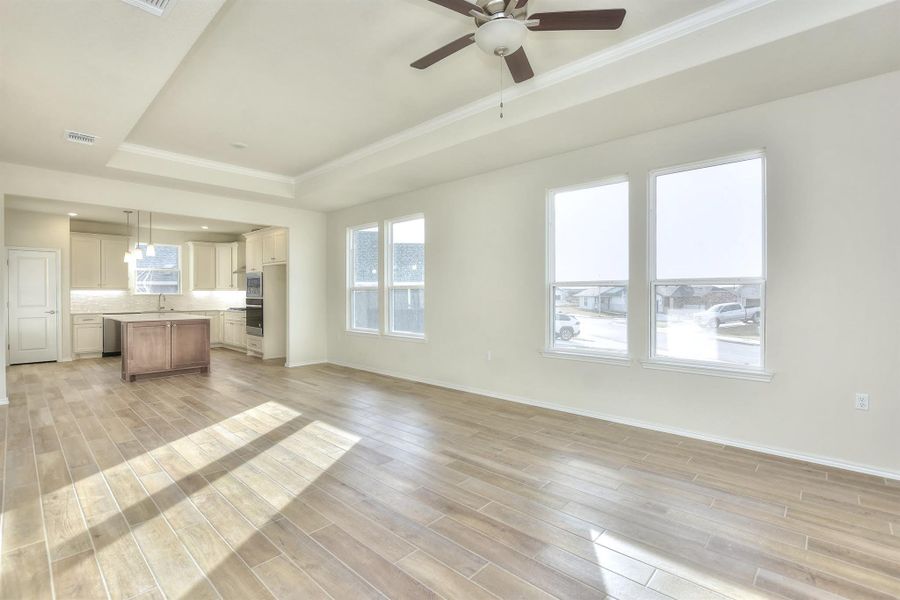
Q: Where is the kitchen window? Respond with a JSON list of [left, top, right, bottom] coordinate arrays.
[[547, 178, 629, 360], [347, 224, 380, 332], [648, 152, 767, 376], [386, 215, 425, 337], [134, 243, 181, 295]]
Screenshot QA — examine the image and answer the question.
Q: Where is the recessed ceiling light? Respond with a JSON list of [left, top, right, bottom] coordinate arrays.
[[231, 142, 248, 150], [201, 225, 209, 230], [67, 212, 78, 217]]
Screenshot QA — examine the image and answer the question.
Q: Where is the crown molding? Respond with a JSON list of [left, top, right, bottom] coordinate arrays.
[[117, 143, 295, 185], [293, 0, 777, 184]]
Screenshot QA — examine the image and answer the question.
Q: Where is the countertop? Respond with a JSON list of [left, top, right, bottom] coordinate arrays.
[[102, 313, 212, 323]]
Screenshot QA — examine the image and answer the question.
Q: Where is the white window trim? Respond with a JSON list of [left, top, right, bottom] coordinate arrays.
[[385, 214, 426, 340], [646, 150, 770, 379], [545, 176, 630, 361], [346, 223, 380, 334], [132, 243, 182, 295]]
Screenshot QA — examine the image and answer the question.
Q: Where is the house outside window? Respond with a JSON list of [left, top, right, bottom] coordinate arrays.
[[134, 243, 181, 294]]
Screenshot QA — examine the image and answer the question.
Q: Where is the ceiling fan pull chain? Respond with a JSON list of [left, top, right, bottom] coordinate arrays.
[[499, 56, 504, 119]]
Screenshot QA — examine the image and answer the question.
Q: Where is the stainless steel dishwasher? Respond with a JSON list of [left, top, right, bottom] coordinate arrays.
[[102, 313, 140, 356]]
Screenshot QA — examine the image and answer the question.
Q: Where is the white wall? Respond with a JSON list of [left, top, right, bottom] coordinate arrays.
[[5, 209, 73, 361], [326, 70, 900, 477], [0, 165, 328, 376]]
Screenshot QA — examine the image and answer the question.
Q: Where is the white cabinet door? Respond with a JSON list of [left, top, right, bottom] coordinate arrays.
[[100, 238, 129, 289], [71, 235, 102, 288], [246, 235, 262, 272], [206, 312, 222, 344], [73, 325, 102, 354], [262, 229, 287, 264], [215, 243, 234, 289], [191, 243, 216, 290], [272, 229, 287, 262]]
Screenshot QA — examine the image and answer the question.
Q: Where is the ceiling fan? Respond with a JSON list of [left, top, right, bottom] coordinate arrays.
[[411, 0, 626, 83]]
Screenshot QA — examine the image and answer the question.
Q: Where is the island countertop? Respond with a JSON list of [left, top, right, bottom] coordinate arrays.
[[104, 313, 212, 323]]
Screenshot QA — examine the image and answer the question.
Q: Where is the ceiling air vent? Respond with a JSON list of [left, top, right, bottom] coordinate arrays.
[[120, 0, 173, 17], [64, 130, 97, 145]]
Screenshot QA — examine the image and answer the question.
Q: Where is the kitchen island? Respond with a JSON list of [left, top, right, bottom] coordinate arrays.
[[105, 313, 211, 381]]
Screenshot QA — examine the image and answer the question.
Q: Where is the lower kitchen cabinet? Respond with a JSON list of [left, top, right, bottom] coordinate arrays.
[[223, 312, 246, 349], [73, 315, 103, 355]]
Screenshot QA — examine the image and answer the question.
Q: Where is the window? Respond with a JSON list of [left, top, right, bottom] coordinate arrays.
[[386, 216, 424, 337], [650, 153, 765, 370], [134, 244, 181, 294], [548, 179, 629, 357], [347, 224, 379, 332]]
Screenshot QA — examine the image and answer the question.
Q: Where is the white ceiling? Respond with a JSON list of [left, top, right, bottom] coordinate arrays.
[[1, 0, 898, 212], [5, 196, 257, 234], [125, 0, 718, 175]]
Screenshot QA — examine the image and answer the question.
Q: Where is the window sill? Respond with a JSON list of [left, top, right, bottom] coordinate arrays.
[[542, 350, 631, 367], [640, 358, 773, 382], [384, 332, 427, 343], [345, 329, 380, 338]]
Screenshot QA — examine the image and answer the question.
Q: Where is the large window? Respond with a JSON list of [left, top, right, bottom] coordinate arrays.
[[134, 244, 181, 294], [347, 224, 379, 332], [387, 216, 425, 337], [549, 179, 629, 357], [650, 153, 765, 370]]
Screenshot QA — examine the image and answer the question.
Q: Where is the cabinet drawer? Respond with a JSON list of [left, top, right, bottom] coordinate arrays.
[[224, 313, 245, 323], [74, 315, 103, 324], [245, 335, 263, 352]]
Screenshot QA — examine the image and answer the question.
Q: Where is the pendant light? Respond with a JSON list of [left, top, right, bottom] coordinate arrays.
[[123, 211, 133, 263], [145, 211, 156, 257], [132, 211, 144, 260]]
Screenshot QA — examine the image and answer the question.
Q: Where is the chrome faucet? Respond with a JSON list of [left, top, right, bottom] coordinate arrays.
[[157, 293, 166, 312]]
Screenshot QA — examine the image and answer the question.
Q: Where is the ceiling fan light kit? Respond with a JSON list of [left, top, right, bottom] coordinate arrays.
[[474, 17, 527, 56], [413, 0, 626, 85]]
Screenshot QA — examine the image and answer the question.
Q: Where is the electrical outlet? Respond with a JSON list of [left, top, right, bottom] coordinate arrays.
[[486, 350, 492, 361], [854, 393, 870, 411]]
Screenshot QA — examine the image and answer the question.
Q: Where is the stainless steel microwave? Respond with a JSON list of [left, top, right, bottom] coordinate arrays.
[[246, 271, 263, 299]]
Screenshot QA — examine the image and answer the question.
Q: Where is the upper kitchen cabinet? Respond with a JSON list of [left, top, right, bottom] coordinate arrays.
[[245, 227, 287, 271], [190, 241, 243, 291], [189, 242, 217, 290], [262, 228, 287, 265], [71, 233, 129, 289], [245, 234, 263, 272]]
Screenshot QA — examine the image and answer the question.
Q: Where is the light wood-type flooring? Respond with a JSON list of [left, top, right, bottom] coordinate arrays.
[[2, 349, 899, 599]]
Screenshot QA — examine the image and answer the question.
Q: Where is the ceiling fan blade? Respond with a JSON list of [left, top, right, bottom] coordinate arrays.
[[504, 47, 534, 83], [528, 9, 626, 31], [411, 34, 475, 69], [426, 0, 482, 17]]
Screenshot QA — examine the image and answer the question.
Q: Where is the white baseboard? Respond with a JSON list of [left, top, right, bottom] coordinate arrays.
[[285, 359, 327, 368], [327, 359, 900, 482], [0, 397, 8, 406]]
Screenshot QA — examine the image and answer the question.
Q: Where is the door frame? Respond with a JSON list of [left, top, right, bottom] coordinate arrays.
[[5, 246, 63, 366]]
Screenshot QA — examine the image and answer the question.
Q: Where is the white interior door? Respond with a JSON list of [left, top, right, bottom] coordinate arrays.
[[8, 249, 59, 364]]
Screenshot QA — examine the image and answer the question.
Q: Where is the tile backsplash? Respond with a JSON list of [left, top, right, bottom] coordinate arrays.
[[71, 290, 246, 314]]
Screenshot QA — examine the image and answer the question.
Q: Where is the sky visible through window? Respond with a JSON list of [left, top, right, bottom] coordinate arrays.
[[554, 181, 629, 282]]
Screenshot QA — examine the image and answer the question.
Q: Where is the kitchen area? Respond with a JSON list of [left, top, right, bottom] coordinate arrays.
[[5, 197, 289, 378]]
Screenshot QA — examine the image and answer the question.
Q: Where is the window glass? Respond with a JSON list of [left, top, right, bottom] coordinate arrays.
[[134, 244, 180, 294], [656, 158, 763, 280], [554, 181, 629, 282], [391, 219, 424, 284]]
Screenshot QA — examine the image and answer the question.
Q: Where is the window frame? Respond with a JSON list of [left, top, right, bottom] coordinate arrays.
[[346, 223, 380, 334], [646, 150, 769, 379], [385, 214, 425, 340], [545, 176, 631, 364], [132, 243, 182, 295]]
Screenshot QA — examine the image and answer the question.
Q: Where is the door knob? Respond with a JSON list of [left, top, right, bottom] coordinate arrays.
[[46, 310, 56, 314]]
